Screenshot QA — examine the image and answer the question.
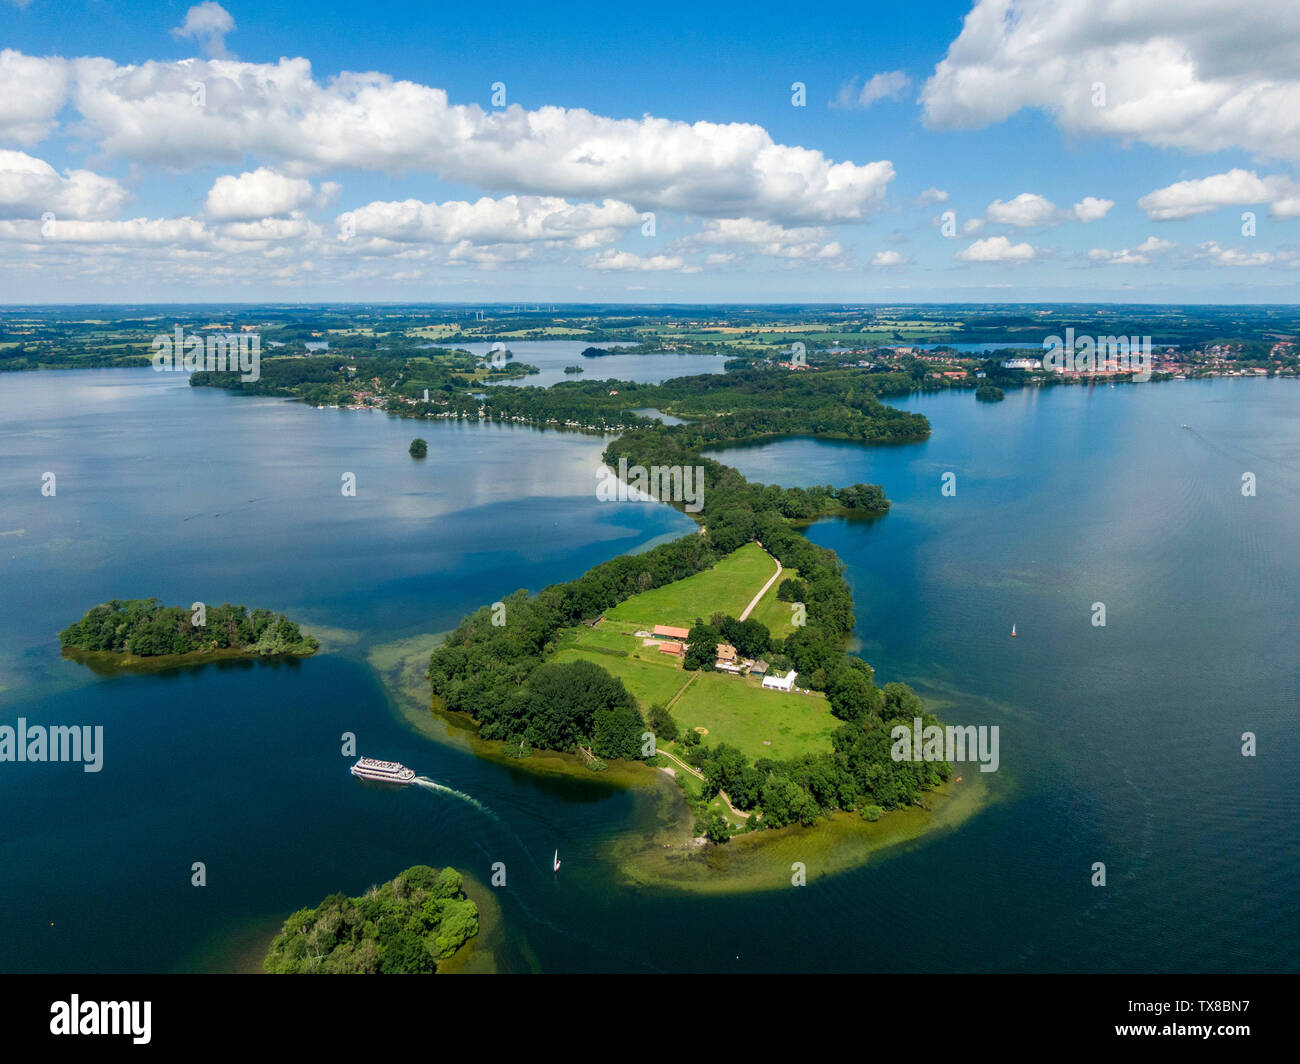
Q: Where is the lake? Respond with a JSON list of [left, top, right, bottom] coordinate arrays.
[[457, 340, 729, 389], [2, 370, 1297, 972]]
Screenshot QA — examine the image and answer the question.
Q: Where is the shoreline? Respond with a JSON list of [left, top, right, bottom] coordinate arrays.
[[368, 632, 998, 895], [59, 644, 316, 676]]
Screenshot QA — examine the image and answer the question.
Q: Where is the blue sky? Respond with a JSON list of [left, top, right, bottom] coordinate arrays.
[[1, 0, 1297, 302]]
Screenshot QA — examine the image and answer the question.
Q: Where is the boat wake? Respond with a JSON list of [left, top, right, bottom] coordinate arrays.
[[412, 776, 501, 822]]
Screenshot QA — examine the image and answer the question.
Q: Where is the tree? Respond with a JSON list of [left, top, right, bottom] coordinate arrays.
[[683, 619, 720, 671], [592, 703, 646, 760], [776, 577, 807, 602], [409, 437, 428, 457], [647, 703, 679, 743], [704, 811, 731, 843]]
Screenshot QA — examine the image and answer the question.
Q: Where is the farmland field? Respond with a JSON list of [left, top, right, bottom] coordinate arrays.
[[602, 542, 776, 629]]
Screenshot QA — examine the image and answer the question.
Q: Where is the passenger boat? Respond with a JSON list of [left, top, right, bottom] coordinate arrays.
[[350, 757, 416, 784]]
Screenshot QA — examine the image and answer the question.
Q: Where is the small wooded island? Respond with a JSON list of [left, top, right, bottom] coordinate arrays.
[[59, 598, 319, 662], [263, 865, 479, 973]]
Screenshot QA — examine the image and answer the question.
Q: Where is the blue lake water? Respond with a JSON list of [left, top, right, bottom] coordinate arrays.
[[458, 340, 728, 389], [2, 370, 1297, 972]]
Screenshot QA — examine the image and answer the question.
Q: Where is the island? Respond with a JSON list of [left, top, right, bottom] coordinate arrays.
[[409, 437, 428, 457], [426, 391, 952, 843], [59, 598, 319, 665], [263, 865, 479, 973], [975, 384, 1005, 402]]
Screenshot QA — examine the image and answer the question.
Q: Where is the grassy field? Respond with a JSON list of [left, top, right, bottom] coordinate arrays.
[[603, 542, 776, 629], [547, 542, 832, 768], [746, 563, 801, 636], [668, 672, 837, 761], [551, 642, 690, 710]]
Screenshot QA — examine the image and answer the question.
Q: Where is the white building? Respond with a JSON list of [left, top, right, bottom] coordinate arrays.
[[762, 669, 798, 692], [1000, 357, 1041, 370]]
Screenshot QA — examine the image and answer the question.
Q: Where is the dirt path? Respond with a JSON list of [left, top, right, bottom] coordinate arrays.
[[655, 746, 752, 820], [737, 549, 782, 622]]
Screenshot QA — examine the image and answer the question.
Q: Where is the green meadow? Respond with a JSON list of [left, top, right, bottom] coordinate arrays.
[[602, 542, 777, 629], [668, 672, 837, 761]]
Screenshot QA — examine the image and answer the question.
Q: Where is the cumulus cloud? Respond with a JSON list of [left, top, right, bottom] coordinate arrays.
[[986, 193, 1057, 228], [672, 217, 845, 261], [0, 49, 71, 144], [0, 215, 210, 245], [1137, 169, 1300, 219], [1195, 240, 1296, 267], [872, 249, 907, 266], [583, 250, 698, 272], [915, 187, 948, 206], [985, 192, 1112, 227], [831, 71, 911, 110], [339, 195, 639, 250], [922, 0, 1300, 159], [1087, 236, 1176, 265], [205, 168, 316, 220], [1071, 196, 1114, 222], [37, 52, 894, 224], [172, 3, 236, 60], [956, 235, 1035, 262], [0, 150, 127, 220]]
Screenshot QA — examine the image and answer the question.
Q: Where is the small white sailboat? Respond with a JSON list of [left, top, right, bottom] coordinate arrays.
[[1011, 624, 1017, 638], [553, 850, 561, 873]]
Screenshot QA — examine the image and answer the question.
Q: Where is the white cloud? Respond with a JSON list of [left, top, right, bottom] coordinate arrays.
[[205, 168, 316, 220], [922, 0, 1300, 159], [985, 192, 1112, 227], [0, 150, 127, 220], [1137, 169, 1300, 219], [0, 50, 70, 144], [49, 53, 893, 224], [339, 195, 639, 250], [0, 216, 210, 245], [1071, 196, 1114, 222], [1196, 240, 1295, 267], [672, 217, 844, 261], [1088, 237, 1174, 265], [218, 214, 316, 243], [986, 193, 1057, 228], [583, 250, 697, 272], [172, 3, 236, 60], [956, 235, 1035, 262], [872, 250, 907, 266], [915, 187, 948, 206], [831, 71, 911, 110]]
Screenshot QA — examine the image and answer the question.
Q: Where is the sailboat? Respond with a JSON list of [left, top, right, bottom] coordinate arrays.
[[553, 850, 561, 873], [1011, 624, 1017, 638]]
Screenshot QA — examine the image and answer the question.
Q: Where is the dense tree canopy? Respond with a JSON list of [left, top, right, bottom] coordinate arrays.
[[263, 865, 478, 974], [60, 599, 318, 658]]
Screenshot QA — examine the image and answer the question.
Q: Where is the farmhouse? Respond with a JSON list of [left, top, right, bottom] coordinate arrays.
[[715, 643, 743, 672], [653, 624, 690, 640], [761, 669, 798, 692], [658, 641, 684, 657]]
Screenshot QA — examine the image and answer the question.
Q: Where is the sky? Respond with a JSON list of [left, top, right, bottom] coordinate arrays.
[[1, 0, 1298, 303]]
